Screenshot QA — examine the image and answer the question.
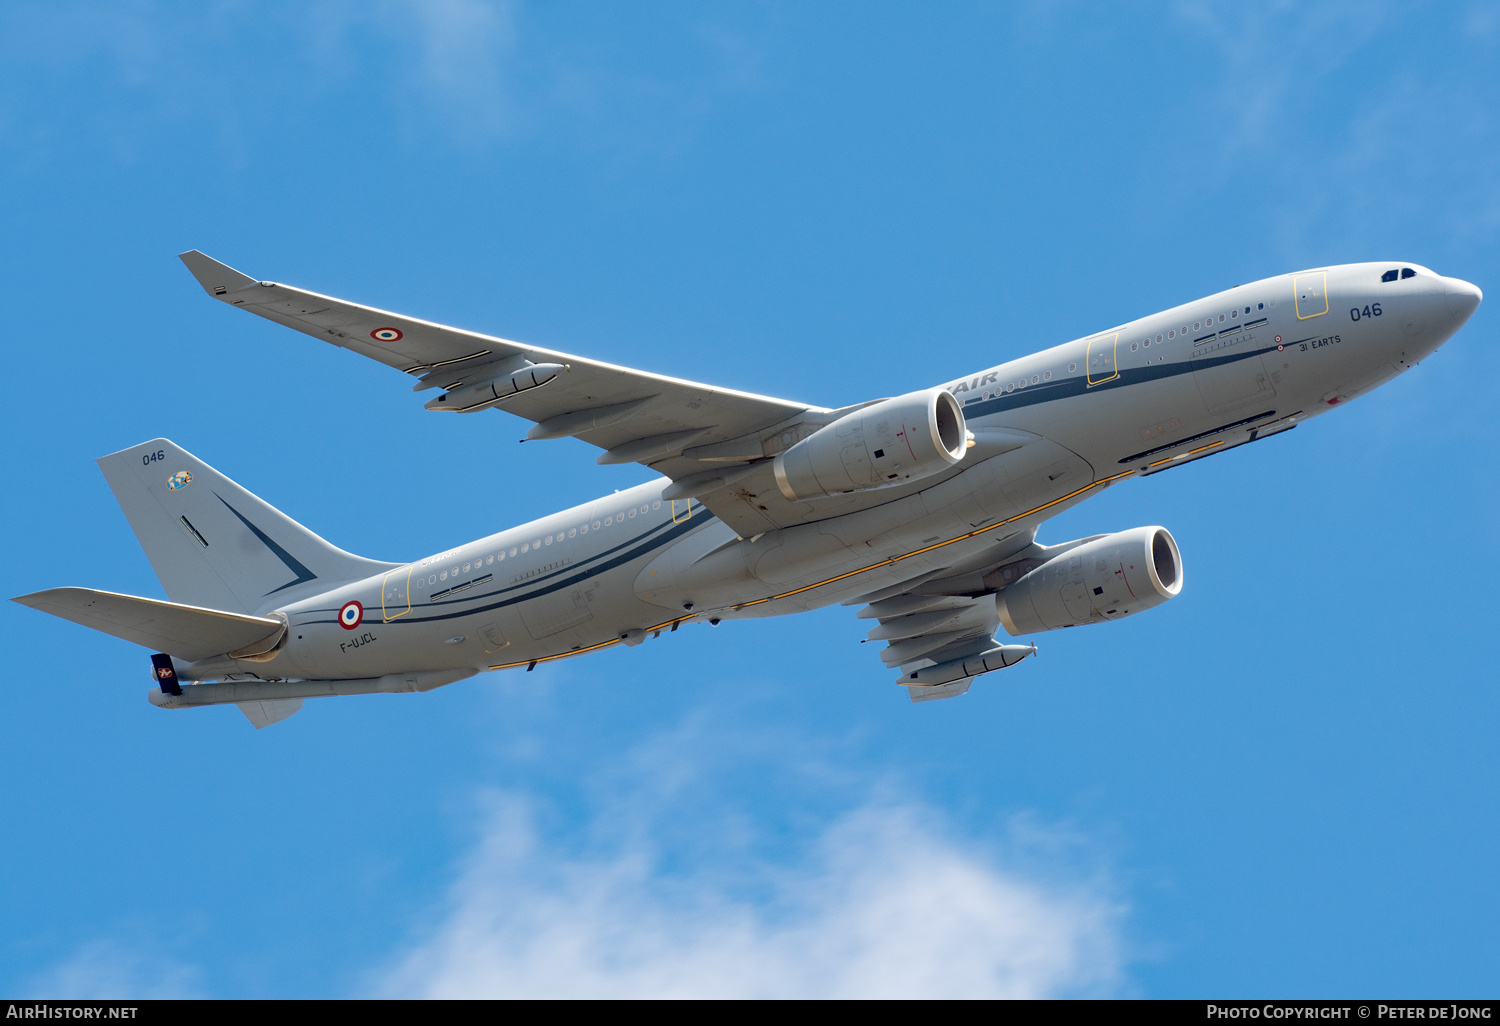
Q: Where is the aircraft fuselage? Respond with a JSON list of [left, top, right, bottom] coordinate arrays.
[[171, 261, 1478, 688]]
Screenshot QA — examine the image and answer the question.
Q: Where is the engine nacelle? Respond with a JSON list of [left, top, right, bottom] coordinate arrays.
[[996, 526, 1183, 635], [773, 387, 967, 502]]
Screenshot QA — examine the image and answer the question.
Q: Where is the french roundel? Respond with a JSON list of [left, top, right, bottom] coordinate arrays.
[[339, 600, 364, 630], [370, 327, 404, 342]]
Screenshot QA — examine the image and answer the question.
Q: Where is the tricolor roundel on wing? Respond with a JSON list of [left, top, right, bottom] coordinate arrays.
[[370, 327, 403, 342]]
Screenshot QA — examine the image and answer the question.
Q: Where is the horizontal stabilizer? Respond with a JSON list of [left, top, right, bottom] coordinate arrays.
[[12, 588, 283, 662]]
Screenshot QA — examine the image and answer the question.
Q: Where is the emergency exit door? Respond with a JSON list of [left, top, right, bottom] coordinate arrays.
[[382, 567, 412, 621], [1295, 272, 1328, 320], [1086, 333, 1119, 386]]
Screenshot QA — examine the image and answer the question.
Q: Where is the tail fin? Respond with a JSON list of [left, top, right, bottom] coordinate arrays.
[[96, 439, 396, 615]]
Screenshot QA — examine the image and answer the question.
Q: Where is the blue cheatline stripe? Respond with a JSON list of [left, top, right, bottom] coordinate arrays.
[[305, 499, 697, 615], [294, 504, 708, 628], [956, 339, 1285, 421]]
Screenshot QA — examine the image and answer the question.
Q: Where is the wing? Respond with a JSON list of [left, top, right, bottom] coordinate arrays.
[[180, 251, 846, 535], [847, 532, 1106, 702]]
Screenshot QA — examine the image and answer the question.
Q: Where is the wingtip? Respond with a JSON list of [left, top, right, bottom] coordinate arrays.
[[178, 249, 257, 296]]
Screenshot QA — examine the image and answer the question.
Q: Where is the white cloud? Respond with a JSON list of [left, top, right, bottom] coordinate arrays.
[[379, 794, 1124, 999], [25, 939, 203, 1000], [378, 0, 518, 140]]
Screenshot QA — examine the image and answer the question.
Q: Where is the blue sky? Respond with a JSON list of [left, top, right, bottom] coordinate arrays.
[[1, 1, 1497, 998]]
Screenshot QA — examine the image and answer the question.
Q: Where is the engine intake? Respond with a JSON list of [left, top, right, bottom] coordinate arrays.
[[996, 526, 1183, 635], [773, 387, 967, 502]]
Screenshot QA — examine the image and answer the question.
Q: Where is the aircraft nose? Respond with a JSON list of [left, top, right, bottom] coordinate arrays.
[[1445, 277, 1482, 325]]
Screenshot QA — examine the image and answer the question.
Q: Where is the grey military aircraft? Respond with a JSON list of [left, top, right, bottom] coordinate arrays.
[[13, 254, 1481, 726]]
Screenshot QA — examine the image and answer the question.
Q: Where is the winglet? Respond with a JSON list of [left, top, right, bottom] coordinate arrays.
[[178, 250, 258, 297]]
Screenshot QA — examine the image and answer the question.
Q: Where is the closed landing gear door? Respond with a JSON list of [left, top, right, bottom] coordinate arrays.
[[1190, 315, 1277, 415], [1193, 350, 1276, 414]]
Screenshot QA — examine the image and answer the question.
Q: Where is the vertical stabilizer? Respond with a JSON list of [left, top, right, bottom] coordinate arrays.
[[96, 439, 396, 614]]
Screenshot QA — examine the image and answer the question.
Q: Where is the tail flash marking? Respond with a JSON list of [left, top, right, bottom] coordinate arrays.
[[215, 495, 319, 595]]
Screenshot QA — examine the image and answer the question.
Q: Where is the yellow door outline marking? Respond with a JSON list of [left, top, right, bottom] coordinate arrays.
[[381, 567, 412, 622], [487, 468, 1139, 671], [1086, 333, 1120, 386], [1294, 272, 1329, 320], [671, 499, 693, 523]]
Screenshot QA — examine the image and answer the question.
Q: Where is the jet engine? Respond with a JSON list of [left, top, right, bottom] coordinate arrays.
[[773, 387, 967, 502], [996, 526, 1183, 635]]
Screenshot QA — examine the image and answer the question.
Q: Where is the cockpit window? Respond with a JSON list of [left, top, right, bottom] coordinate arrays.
[[1381, 269, 1399, 283], [1401, 267, 1416, 279]]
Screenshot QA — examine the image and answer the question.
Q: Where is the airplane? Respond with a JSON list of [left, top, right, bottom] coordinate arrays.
[[13, 254, 1482, 727]]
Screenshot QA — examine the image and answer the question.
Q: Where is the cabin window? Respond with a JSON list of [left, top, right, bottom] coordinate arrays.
[[1043, 370, 1052, 380], [1068, 362, 1077, 371], [653, 500, 662, 510], [510, 547, 518, 557], [569, 528, 577, 538], [1131, 342, 1138, 352], [593, 520, 601, 530]]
